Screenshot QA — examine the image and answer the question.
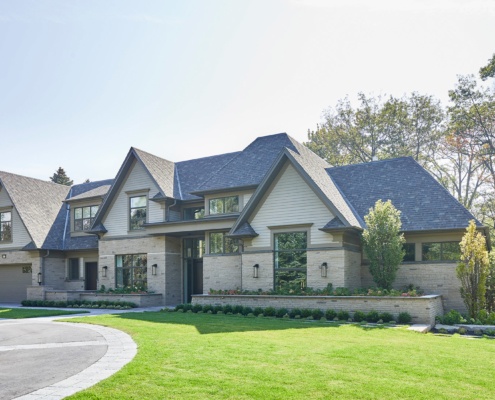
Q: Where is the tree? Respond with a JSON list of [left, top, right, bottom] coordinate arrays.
[[305, 92, 444, 167], [362, 200, 405, 289], [49, 167, 73, 186], [486, 251, 495, 313], [456, 220, 489, 318], [480, 53, 495, 81]]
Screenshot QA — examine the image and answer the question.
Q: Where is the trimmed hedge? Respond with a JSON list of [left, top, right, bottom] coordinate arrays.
[[171, 303, 411, 324], [21, 299, 137, 309]]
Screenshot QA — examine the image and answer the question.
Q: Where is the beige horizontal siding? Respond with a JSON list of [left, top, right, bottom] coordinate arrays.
[[0, 188, 32, 248]]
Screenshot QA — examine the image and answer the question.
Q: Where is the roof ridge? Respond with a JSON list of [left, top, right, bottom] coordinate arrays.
[[327, 156, 414, 170], [0, 170, 69, 188]]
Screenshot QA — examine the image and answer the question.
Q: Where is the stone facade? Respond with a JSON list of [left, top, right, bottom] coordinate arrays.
[[192, 294, 444, 325], [241, 252, 274, 292], [203, 254, 242, 292]]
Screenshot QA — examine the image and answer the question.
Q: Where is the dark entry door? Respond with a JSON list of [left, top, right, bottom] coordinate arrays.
[[85, 262, 98, 290], [183, 238, 204, 303]]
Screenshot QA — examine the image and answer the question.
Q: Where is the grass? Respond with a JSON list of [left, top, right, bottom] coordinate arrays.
[[65, 312, 495, 400], [0, 307, 88, 319]]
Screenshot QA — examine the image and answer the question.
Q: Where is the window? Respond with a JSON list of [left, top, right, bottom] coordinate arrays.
[[68, 258, 80, 280], [0, 211, 12, 242], [183, 206, 205, 220], [116, 254, 147, 291], [403, 243, 416, 262], [209, 232, 239, 254], [209, 196, 239, 215], [74, 205, 98, 231], [274, 232, 307, 290], [422, 242, 460, 261], [130, 195, 147, 230]]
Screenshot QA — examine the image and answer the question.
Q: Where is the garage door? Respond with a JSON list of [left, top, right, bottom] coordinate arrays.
[[0, 265, 32, 303]]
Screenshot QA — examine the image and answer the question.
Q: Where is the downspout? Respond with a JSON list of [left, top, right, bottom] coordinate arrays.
[[62, 188, 73, 249], [166, 198, 177, 222]]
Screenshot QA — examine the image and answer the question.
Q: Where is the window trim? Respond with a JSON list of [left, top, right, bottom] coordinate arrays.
[[209, 196, 239, 215], [67, 258, 80, 281], [209, 232, 239, 255], [273, 231, 308, 291], [115, 253, 148, 291], [129, 194, 148, 231], [0, 209, 12, 243], [73, 205, 99, 232], [421, 241, 460, 262]]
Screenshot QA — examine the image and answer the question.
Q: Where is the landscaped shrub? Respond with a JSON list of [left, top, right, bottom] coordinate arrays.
[[353, 311, 366, 322], [276, 308, 289, 318], [337, 310, 350, 320], [290, 308, 302, 318], [242, 306, 253, 316], [397, 312, 412, 324], [192, 304, 203, 313], [366, 310, 380, 323], [212, 305, 223, 314], [438, 309, 463, 325], [202, 304, 213, 314], [223, 304, 233, 314], [325, 309, 337, 320], [253, 307, 264, 316], [22, 299, 136, 309], [311, 309, 324, 320], [182, 304, 193, 312], [233, 305, 244, 315], [379, 312, 394, 323], [263, 306, 277, 317], [301, 309, 313, 318]]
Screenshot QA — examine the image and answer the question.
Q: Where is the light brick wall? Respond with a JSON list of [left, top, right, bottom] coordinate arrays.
[[192, 294, 444, 325], [203, 254, 242, 292], [344, 250, 362, 289], [164, 237, 181, 305], [241, 252, 274, 291], [361, 262, 465, 313], [44, 254, 66, 289]]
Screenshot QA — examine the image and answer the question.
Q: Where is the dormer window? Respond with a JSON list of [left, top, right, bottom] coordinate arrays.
[[209, 196, 239, 215], [0, 211, 12, 242], [74, 206, 99, 231], [130, 195, 147, 230]]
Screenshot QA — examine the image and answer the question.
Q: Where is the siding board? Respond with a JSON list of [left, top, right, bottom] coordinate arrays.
[[0, 187, 32, 248]]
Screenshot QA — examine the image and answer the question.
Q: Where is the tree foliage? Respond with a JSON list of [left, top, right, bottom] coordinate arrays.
[[456, 220, 489, 318], [362, 200, 405, 290], [50, 167, 73, 186], [480, 53, 495, 81]]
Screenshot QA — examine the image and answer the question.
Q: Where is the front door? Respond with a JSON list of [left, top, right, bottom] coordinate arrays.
[[85, 262, 98, 290], [183, 238, 204, 303]]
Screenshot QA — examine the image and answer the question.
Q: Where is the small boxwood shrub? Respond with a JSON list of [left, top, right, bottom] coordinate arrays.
[[253, 307, 264, 316], [398, 312, 412, 324], [242, 306, 253, 316], [337, 310, 350, 320], [301, 308, 313, 318], [379, 312, 394, 323], [192, 304, 203, 313], [223, 304, 233, 314], [366, 310, 380, 323], [276, 308, 289, 318], [438, 309, 463, 325], [312, 309, 324, 320], [202, 304, 213, 314], [290, 308, 302, 318], [233, 305, 244, 315], [353, 311, 366, 322], [212, 305, 223, 314], [263, 306, 277, 317], [325, 309, 337, 320]]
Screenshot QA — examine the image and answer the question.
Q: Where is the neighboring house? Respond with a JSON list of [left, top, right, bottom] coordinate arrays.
[[0, 133, 488, 311]]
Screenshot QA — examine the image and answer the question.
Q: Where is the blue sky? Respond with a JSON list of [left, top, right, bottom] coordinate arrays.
[[1, 0, 494, 183]]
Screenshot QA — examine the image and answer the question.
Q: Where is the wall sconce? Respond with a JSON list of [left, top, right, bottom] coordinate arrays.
[[152, 264, 157, 275], [37, 272, 42, 285], [1, 254, 6, 259], [320, 262, 328, 278], [102, 266, 108, 278], [253, 264, 259, 278]]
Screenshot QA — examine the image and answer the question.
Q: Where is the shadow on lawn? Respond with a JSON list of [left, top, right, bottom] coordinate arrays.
[[113, 311, 387, 335]]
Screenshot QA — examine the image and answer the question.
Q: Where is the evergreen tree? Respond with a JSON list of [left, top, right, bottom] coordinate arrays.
[[362, 200, 405, 289], [457, 220, 489, 318], [49, 167, 73, 186]]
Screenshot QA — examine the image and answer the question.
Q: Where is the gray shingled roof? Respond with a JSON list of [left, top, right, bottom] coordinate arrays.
[[66, 184, 111, 201], [327, 157, 480, 231], [133, 148, 175, 198], [0, 171, 70, 248]]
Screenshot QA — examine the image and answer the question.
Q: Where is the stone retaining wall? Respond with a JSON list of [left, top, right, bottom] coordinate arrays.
[[192, 294, 444, 325]]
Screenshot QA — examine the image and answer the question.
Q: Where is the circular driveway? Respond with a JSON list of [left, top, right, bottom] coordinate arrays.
[[0, 319, 137, 400]]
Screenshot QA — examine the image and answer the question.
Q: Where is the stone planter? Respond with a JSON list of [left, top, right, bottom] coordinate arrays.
[[191, 294, 443, 325]]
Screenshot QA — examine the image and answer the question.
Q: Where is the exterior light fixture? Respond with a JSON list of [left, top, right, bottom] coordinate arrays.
[[320, 262, 328, 278], [37, 272, 42, 285], [1, 254, 6, 259], [152, 264, 158, 275], [253, 264, 259, 278], [102, 266, 108, 278]]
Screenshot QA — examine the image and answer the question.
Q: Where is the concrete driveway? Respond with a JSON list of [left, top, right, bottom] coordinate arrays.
[[0, 307, 144, 400]]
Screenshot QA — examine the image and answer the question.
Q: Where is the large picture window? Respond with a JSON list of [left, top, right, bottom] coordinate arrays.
[[74, 205, 98, 231], [422, 242, 460, 261], [130, 195, 147, 230], [0, 211, 12, 242], [68, 258, 80, 280], [116, 254, 147, 291], [403, 243, 416, 262], [209, 232, 239, 254], [274, 232, 307, 291], [209, 196, 239, 215]]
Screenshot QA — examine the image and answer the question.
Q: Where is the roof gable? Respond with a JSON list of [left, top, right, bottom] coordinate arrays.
[[0, 171, 70, 248]]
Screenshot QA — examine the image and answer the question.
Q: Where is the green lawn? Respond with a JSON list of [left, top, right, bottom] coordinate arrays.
[[0, 308, 88, 319], [66, 312, 495, 400]]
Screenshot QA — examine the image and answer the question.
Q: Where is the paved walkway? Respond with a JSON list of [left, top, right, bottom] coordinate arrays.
[[0, 304, 163, 399]]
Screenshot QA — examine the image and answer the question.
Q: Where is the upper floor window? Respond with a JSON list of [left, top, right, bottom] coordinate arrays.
[[183, 206, 205, 220], [130, 195, 147, 230], [422, 242, 460, 261], [0, 211, 12, 242], [209, 196, 239, 215], [209, 232, 239, 254], [74, 205, 98, 231]]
